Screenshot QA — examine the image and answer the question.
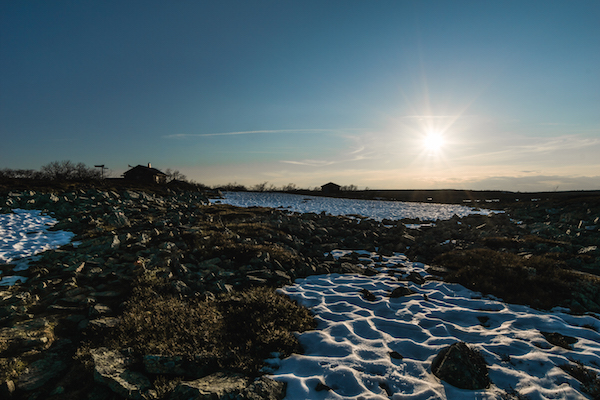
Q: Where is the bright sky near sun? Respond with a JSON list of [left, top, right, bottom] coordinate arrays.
[[1, 1, 599, 191]]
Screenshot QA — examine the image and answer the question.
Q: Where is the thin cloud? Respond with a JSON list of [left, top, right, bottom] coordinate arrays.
[[280, 151, 373, 167], [455, 135, 600, 162], [163, 128, 350, 139], [280, 160, 336, 167], [401, 115, 463, 120]]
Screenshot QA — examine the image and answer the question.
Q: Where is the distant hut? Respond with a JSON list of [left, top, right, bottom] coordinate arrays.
[[123, 163, 167, 184], [321, 182, 341, 194]]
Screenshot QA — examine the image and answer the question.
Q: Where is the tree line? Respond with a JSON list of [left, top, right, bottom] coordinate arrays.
[[217, 182, 360, 192], [1, 161, 195, 183], [0, 160, 102, 181]]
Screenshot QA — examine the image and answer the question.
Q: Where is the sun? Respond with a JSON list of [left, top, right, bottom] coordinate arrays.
[[423, 132, 445, 152]]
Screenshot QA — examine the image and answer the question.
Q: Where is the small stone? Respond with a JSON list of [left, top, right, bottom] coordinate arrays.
[[407, 271, 425, 285], [315, 381, 332, 391], [360, 288, 377, 301], [389, 286, 415, 298], [541, 331, 578, 350], [477, 316, 490, 328]]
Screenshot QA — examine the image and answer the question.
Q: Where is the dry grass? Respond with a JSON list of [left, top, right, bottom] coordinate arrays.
[[103, 285, 315, 376], [560, 361, 600, 399], [434, 249, 577, 310], [0, 357, 27, 382]]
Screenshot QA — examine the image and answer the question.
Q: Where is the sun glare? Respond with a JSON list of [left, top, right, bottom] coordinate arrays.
[[423, 132, 444, 152]]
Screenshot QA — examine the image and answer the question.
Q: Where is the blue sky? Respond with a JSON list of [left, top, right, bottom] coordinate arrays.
[[1, 1, 599, 190]]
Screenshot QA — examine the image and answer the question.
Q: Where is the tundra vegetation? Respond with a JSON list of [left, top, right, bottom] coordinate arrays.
[[0, 174, 599, 399]]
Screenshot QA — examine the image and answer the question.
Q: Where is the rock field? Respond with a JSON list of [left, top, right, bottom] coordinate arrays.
[[0, 182, 599, 399]]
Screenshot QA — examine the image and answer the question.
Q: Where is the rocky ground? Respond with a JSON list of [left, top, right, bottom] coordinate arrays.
[[0, 181, 599, 399]]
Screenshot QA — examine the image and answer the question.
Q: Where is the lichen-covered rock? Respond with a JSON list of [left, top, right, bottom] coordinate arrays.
[[16, 350, 68, 391], [0, 317, 55, 356], [91, 347, 156, 400], [241, 376, 286, 400], [169, 372, 249, 400]]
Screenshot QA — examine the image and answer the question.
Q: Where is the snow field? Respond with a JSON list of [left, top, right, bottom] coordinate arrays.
[[0, 209, 74, 285], [217, 192, 497, 222], [271, 251, 600, 400]]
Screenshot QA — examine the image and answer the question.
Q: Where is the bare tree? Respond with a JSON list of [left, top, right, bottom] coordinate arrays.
[[40, 160, 100, 181], [341, 184, 358, 191], [282, 183, 297, 192], [219, 182, 248, 191], [0, 168, 42, 179], [252, 182, 269, 192], [74, 162, 101, 180], [164, 168, 187, 183]]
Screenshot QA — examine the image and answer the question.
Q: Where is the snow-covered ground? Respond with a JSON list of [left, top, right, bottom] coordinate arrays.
[[218, 193, 600, 399], [217, 192, 497, 222], [271, 251, 600, 400], [0, 209, 74, 285]]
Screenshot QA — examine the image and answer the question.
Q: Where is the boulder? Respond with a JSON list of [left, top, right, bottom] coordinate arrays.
[[143, 353, 219, 378], [16, 349, 68, 391], [91, 347, 156, 400], [431, 342, 490, 390], [241, 376, 286, 400], [144, 354, 186, 376], [0, 318, 55, 356], [170, 372, 249, 400], [389, 286, 415, 298]]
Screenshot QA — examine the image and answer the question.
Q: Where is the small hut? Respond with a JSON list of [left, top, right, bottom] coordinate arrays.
[[321, 182, 341, 194], [123, 163, 167, 184]]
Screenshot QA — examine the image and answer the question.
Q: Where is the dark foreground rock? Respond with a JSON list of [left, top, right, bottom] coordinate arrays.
[[431, 342, 490, 390]]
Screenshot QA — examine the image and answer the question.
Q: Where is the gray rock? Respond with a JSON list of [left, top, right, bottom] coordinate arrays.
[[91, 347, 156, 400], [110, 235, 121, 250], [87, 317, 120, 330], [106, 210, 131, 228], [143, 353, 217, 379], [17, 351, 68, 391], [143, 354, 186, 376], [0, 318, 54, 356], [89, 304, 113, 317], [0, 380, 15, 398], [170, 372, 249, 400], [241, 376, 286, 400]]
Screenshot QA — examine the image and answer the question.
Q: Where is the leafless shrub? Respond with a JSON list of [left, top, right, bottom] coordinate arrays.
[[164, 168, 188, 183], [40, 160, 101, 181]]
